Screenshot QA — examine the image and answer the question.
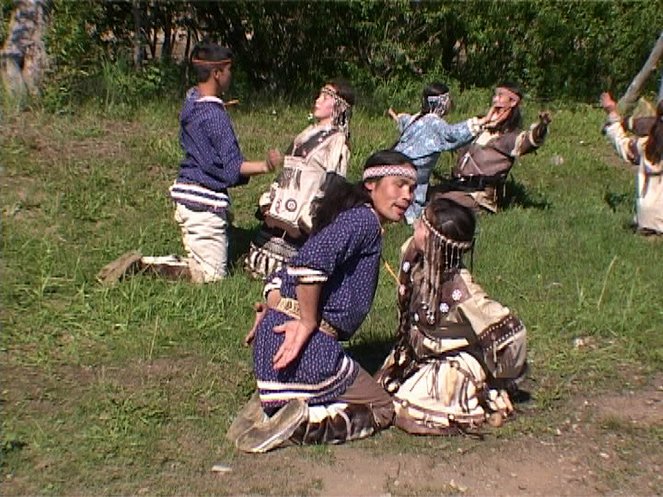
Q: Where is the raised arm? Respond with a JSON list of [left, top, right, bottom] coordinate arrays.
[[600, 92, 640, 165]]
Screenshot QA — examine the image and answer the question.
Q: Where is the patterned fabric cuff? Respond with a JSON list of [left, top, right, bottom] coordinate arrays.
[[263, 276, 282, 300], [467, 117, 483, 135], [527, 123, 544, 147], [287, 266, 328, 284], [606, 113, 621, 125]]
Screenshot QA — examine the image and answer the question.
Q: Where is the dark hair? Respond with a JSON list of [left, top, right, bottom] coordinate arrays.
[[421, 82, 450, 114], [644, 99, 663, 164], [190, 42, 233, 82], [311, 149, 413, 234], [328, 78, 356, 107], [497, 81, 523, 100], [425, 197, 476, 244]]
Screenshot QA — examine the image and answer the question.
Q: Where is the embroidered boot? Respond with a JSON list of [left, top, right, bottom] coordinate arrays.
[[139, 256, 192, 281], [225, 392, 265, 444], [289, 403, 380, 445], [235, 399, 308, 453]]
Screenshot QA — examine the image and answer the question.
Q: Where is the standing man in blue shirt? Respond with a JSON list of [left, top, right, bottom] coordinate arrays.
[[98, 41, 282, 284]]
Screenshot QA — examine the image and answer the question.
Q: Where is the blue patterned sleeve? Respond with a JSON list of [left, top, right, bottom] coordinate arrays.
[[397, 114, 413, 133], [431, 117, 475, 147], [200, 106, 246, 186], [287, 207, 381, 283]]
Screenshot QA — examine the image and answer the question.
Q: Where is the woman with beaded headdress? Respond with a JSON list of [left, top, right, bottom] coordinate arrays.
[[227, 150, 416, 453], [375, 197, 528, 434], [388, 82, 505, 224], [244, 79, 355, 280], [601, 92, 663, 235]]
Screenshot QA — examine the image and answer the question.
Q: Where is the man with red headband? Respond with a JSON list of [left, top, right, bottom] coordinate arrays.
[[436, 82, 551, 213], [227, 150, 416, 453], [98, 41, 282, 284]]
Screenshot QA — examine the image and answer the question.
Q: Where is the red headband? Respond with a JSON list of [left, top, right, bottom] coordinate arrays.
[[191, 58, 232, 68]]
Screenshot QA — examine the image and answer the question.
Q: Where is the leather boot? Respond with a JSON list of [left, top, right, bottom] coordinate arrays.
[[289, 403, 379, 445], [97, 251, 143, 285], [139, 255, 192, 281], [225, 392, 265, 444], [235, 399, 308, 453]]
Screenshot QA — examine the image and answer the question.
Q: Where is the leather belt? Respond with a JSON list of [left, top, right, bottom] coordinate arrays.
[[273, 297, 338, 339]]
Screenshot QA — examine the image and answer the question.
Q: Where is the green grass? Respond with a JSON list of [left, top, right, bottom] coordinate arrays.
[[1, 92, 662, 495]]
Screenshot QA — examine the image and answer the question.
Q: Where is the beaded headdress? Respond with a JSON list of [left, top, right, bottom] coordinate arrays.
[[362, 165, 417, 182], [321, 86, 352, 138], [426, 93, 451, 117], [418, 211, 474, 322]]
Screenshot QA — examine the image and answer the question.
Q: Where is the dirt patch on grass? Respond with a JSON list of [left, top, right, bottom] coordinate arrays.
[[214, 376, 662, 497], [2, 361, 660, 496], [3, 116, 146, 166]]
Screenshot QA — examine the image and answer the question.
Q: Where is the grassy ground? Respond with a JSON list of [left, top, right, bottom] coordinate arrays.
[[1, 90, 661, 495]]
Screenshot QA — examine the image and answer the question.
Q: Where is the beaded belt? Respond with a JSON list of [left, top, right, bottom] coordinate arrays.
[[273, 297, 338, 339]]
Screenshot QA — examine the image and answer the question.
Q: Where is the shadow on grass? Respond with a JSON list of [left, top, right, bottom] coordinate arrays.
[[603, 190, 631, 212], [346, 337, 395, 375], [501, 176, 551, 211], [429, 173, 551, 211], [229, 222, 261, 273]]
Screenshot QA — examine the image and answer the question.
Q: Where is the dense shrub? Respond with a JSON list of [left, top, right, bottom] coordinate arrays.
[[22, 0, 663, 110]]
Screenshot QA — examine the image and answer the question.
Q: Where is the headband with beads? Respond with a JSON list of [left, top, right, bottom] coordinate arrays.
[[421, 213, 474, 251], [362, 165, 417, 182], [321, 86, 351, 111]]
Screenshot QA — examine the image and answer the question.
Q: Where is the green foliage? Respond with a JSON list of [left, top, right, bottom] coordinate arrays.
[[0, 0, 13, 46], [33, 0, 663, 113]]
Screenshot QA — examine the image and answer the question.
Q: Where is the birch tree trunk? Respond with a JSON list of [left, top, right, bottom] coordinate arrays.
[[0, 0, 50, 101], [618, 31, 663, 114]]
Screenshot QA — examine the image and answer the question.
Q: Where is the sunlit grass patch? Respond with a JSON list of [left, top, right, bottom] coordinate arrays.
[[1, 98, 661, 495]]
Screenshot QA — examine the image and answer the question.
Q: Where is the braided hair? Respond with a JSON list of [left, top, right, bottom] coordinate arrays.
[[419, 198, 476, 324]]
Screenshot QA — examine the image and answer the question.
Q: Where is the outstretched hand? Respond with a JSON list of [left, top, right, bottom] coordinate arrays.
[[387, 107, 399, 122], [538, 111, 552, 126], [272, 319, 317, 370], [600, 92, 617, 114], [266, 148, 283, 171]]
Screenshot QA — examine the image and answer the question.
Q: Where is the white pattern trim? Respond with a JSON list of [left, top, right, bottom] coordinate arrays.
[[170, 191, 229, 209], [257, 356, 355, 397]]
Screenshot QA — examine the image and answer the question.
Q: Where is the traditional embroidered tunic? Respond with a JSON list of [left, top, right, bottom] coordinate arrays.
[[604, 120, 663, 234], [393, 113, 481, 222], [252, 205, 382, 408], [245, 124, 349, 279], [376, 238, 527, 434], [439, 121, 547, 212], [170, 87, 248, 214]]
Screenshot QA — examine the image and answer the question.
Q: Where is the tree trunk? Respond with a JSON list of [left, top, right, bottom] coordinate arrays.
[[161, 17, 172, 61], [618, 31, 663, 114], [0, 0, 50, 100], [132, 0, 143, 67]]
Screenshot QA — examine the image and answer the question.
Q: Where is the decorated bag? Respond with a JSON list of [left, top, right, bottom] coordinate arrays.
[[265, 128, 341, 237]]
